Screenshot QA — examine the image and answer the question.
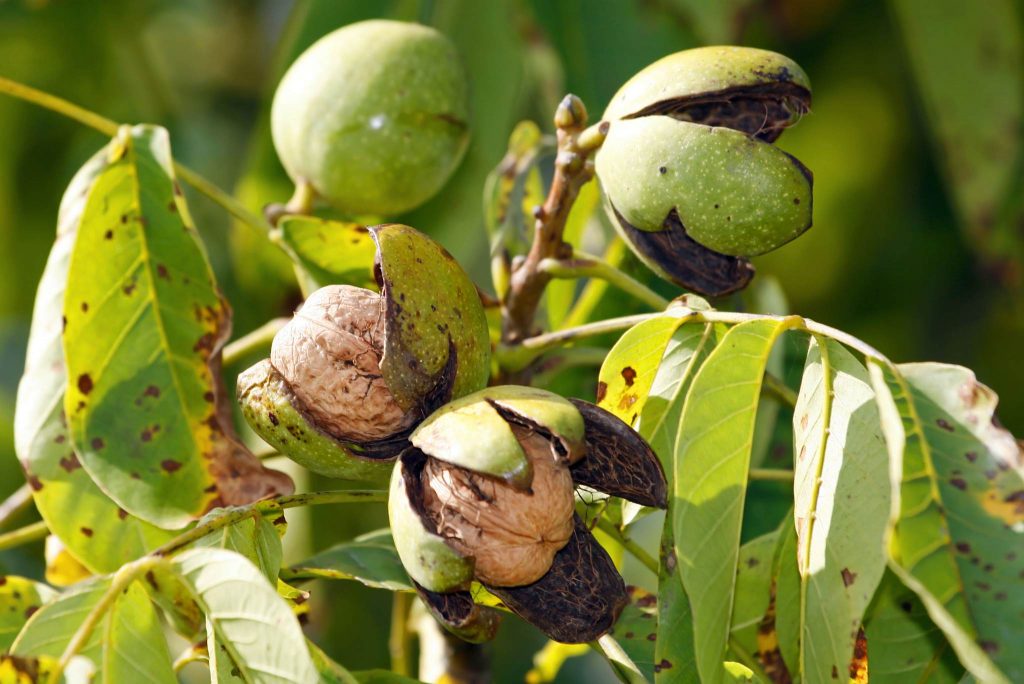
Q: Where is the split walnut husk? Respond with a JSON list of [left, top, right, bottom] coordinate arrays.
[[237, 223, 489, 482], [595, 46, 813, 296], [389, 385, 667, 643]]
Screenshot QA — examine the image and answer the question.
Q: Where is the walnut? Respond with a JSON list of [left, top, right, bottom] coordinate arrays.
[[419, 425, 576, 587], [270, 285, 415, 442]]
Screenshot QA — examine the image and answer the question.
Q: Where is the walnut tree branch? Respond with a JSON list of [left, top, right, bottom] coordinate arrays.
[[501, 94, 608, 350]]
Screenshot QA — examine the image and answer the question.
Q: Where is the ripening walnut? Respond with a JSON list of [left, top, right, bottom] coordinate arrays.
[[237, 224, 490, 482], [270, 285, 413, 443], [595, 46, 813, 296], [389, 385, 668, 644]]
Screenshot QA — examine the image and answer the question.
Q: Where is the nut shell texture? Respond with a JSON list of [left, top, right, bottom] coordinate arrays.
[[271, 285, 414, 442], [420, 425, 575, 587], [271, 20, 469, 215]]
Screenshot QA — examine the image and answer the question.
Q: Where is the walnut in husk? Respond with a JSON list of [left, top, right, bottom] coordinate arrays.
[[270, 285, 413, 443], [595, 46, 813, 296], [237, 224, 490, 482], [389, 385, 667, 644]]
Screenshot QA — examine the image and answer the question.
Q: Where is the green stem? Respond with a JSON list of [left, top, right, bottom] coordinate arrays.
[[389, 592, 413, 677], [594, 517, 659, 576], [0, 520, 48, 552], [153, 489, 386, 557], [749, 468, 795, 483], [539, 252, 670, 311], [0, 484, 34, 529], [497, 313, 654, 372], [503, 308, 892, 376], [0, 75, 275, 239], [222, 318, 288, 366]]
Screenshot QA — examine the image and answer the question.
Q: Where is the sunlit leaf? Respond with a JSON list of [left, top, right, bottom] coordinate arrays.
[[277, 217, 378, 291], [869, 361, 1023, 683], [864, 572, 963, 683], [15, 148, 173, 572], [12, 578, 175, 683], [162, 548, 316, 684], [44, 536, 92, 587], [61, 125, 290, 529], [787, 338, 889, 682], [673, 319, 792, 684]]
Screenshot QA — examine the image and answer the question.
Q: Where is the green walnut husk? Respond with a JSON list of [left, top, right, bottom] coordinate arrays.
[[271, 20, 469, 216], [595, 46, 813, 296], [389, 385, 666, 643], [237, 224, 489, 482]]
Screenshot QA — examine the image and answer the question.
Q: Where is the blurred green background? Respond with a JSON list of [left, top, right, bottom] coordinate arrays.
[[0, 0, 1021, 680]]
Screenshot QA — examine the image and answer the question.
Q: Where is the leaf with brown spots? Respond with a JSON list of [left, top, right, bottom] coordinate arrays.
[[870, 361, 1024, 683], [0, 576, 55, 651], [61, 126, 291, 529], [11, 578, 176, 682], [787, 338, 889, 683], [277, 215, 378, 291], [14, 146, 174, 571]]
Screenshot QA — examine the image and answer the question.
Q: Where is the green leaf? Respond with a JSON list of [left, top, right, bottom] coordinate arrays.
[[14, 151, 173, 572], [61, 125, 289, 529], [307, 639, 359, 684], [285, 529, 411, 592], [0, 576, 56, 651], [673, 318, 793, 684], [864, 572, 964, 683], [277, 217, 378, 291], [597, 304, 722, 525], [891, 0, 1024, 281], [163, 548, 316, 684], [192, 507, 285, 584], [869, 361, 1024, 683], [773, 522, 800, 678], [655, 520, 698, 684], [787, 338, 889, 682], [12, 578, 175, 683], [729, 531, 778, 657]]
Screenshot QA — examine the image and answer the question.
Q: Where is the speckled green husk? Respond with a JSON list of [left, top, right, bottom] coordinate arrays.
[[389, 452, 475, 593], [237, 360, 394, 483], [271, 20, 469, 216], [373, 224, 490, 413], [597, 116, 812, 256], [596, 45, 813, 259]]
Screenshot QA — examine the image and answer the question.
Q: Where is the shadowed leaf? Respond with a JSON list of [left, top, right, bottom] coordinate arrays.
[[673, 318, 792, 684]]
